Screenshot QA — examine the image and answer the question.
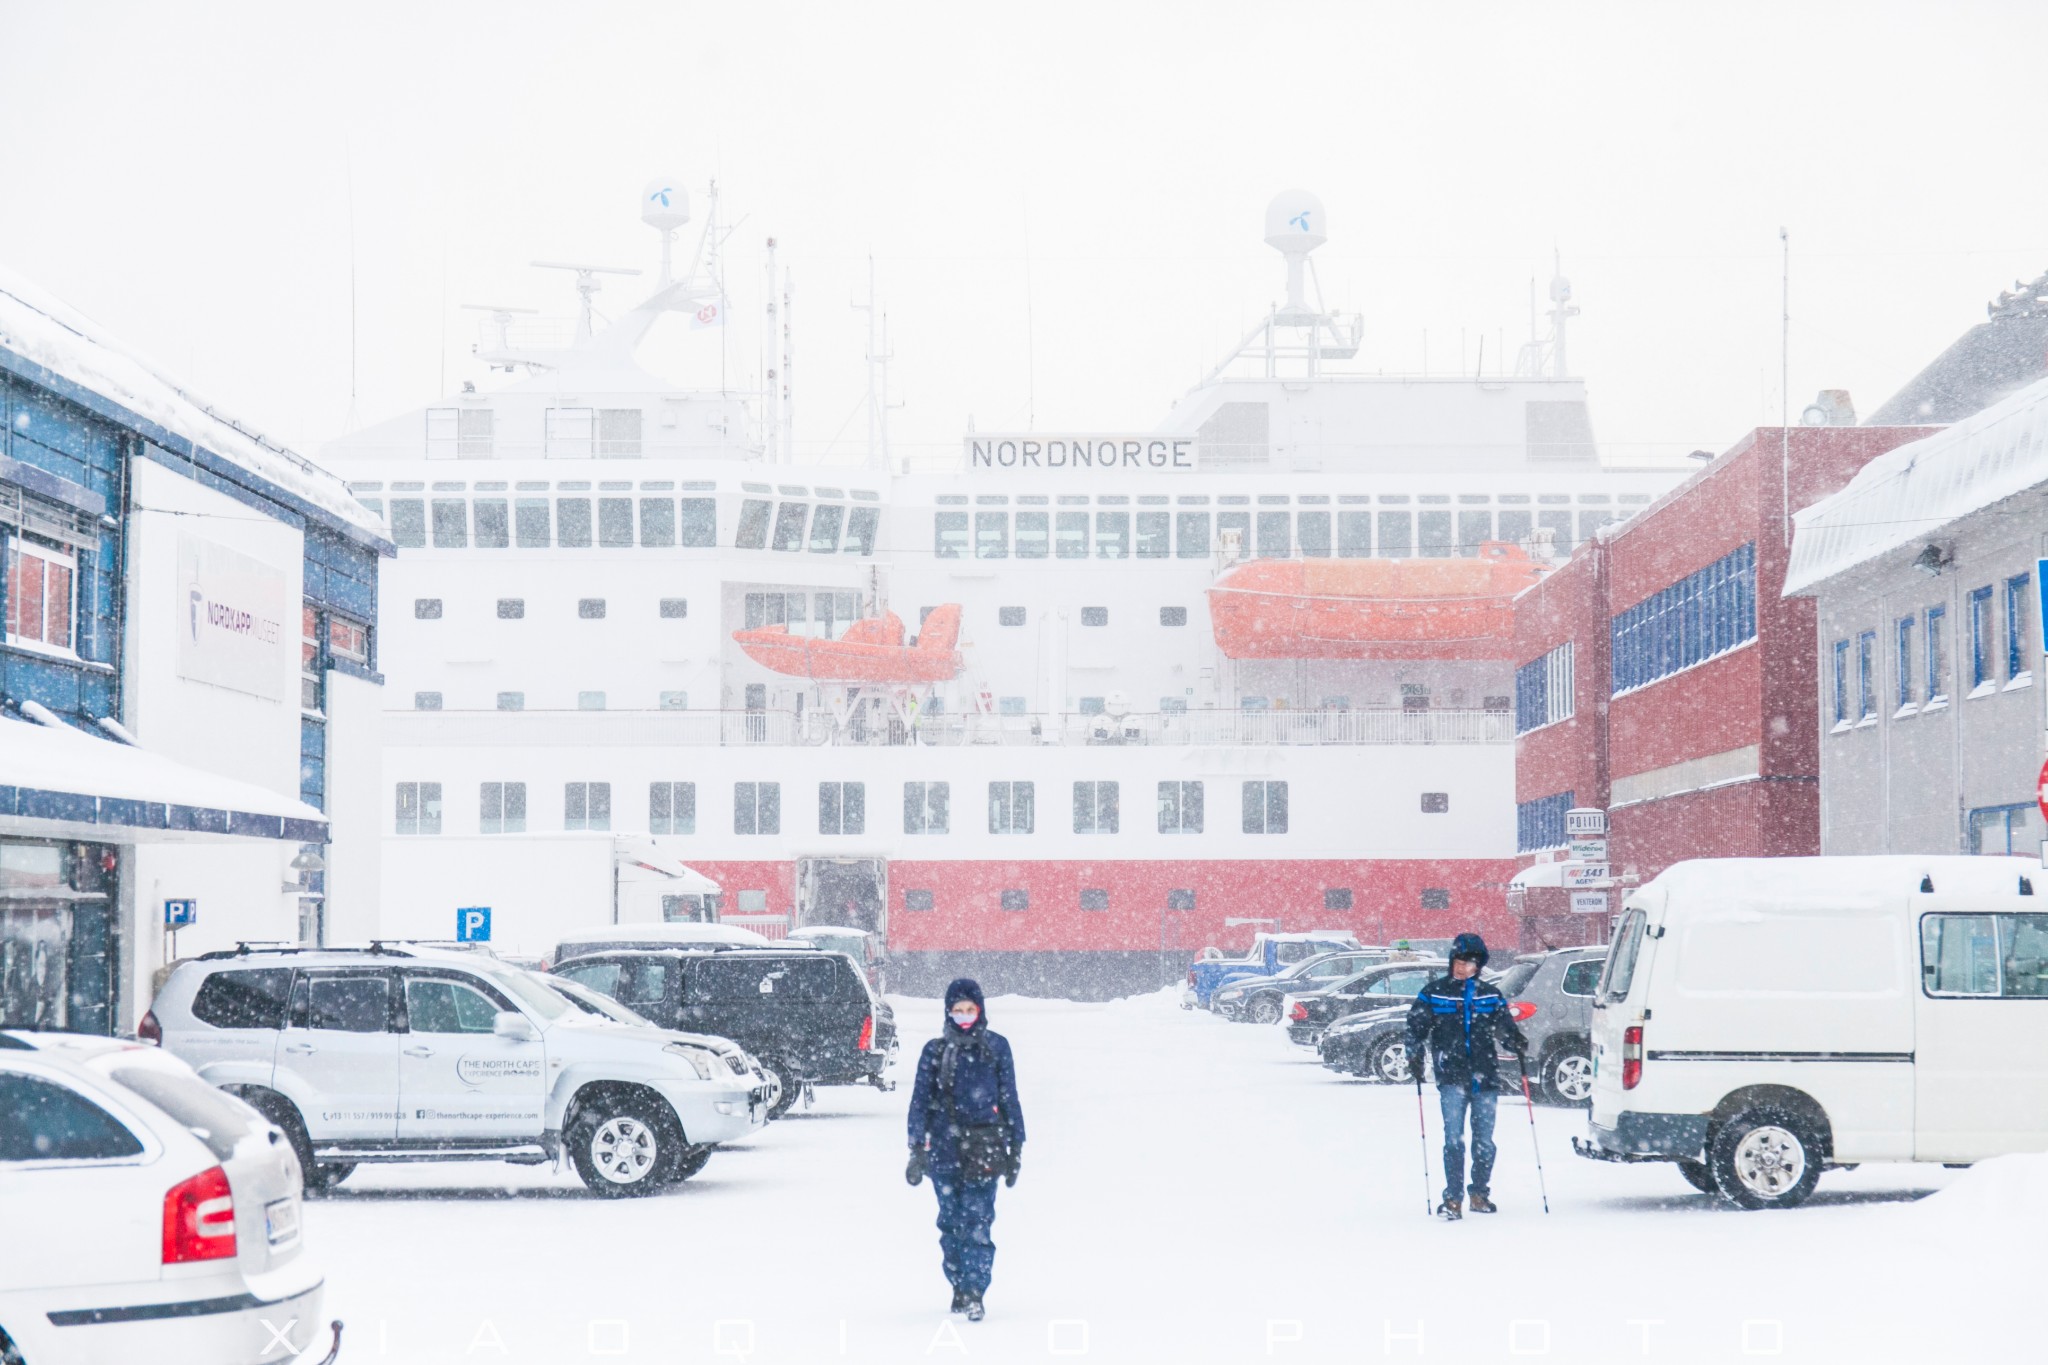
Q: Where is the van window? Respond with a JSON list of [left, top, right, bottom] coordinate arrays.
[[1597, 911, 1647, 1005], [554, 961, 622, 997], [1922, 913, 2048, 997]]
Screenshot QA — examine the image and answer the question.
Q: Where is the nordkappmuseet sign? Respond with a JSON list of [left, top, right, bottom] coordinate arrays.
[[966, 434, 1195, 475], [176, 532, 289, 702]]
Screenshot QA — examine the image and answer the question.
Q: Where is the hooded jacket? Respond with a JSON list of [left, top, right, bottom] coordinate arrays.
[[1403, 934, 1528, 1090], [906, 979, 1026, 1174]]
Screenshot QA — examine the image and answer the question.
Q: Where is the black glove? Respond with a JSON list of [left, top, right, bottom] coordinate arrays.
[[905, 1146, 927, 1187], [1004, 1144, 1022, 1188]]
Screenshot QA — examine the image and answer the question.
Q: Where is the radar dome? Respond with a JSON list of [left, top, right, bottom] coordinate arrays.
[[641, 178, 691, 232], [1264, 190, 1326, 255]]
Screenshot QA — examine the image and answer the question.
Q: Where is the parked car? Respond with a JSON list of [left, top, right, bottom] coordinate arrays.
[[1185, 932, 1361, 1010], [552, 922, 772, 965], [1315, 963, 1512, 1083], [786, 925, 886, 992], [146, 943, 766, 1198], [1210, 949, 1395, 1023], [1282, 962, 1440, 1045], [0, 1030, 330, 1365], [1501, 947, 1607, 1105], [1579, 856, 2048, 1208], [549, 947, 895, 1118], [542, 973, 784, 1119]]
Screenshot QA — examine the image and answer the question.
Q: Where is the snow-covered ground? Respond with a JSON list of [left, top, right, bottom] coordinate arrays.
[[308, 991, 2024, 1363]]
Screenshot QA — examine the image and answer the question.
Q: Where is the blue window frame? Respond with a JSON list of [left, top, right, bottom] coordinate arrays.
[[1896, 616, 1915, 708], [1926, 605, 1948, 700], [1609, 543, 1756, 694], [1969, 586, 1994, 689], [1516, 791, 1574, 853], [2006, 573, 2031, 680], [1857, 631, 1877, 720], [1832, 639, 1849, 724], [1968, 803, 2041, 856]]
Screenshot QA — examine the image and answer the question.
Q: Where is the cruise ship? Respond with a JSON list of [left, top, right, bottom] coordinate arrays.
[[322, 184, 1686, 997]]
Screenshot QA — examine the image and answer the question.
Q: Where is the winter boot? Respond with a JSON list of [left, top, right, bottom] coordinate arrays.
[[1436, 1199, 1463, 1221], [964, 1294, 986, 1322], [1468, 1193, 1497, 1214], [950, 1290, 967, 1314]]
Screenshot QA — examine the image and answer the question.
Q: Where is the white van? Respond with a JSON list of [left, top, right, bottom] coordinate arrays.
[[1579, 856, 2048, 1208]]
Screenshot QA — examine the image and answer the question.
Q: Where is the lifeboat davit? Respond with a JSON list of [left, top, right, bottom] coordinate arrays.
[[1206, 542, 1548, 661], [733, 603, 963, 683]]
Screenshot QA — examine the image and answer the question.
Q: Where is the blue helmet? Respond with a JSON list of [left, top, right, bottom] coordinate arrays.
[[1448, 932, 1490, 968]]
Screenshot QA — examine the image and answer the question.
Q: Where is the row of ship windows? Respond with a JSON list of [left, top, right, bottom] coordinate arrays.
[[392, 779, 1457, 836], [1831, 574, 2033, 725], [699, 884, 1456, 915], [934, 506, 1629, 560], [934, 493, 1649, 506], [413, 597, 688, 621], [360, 494, 882, 556]]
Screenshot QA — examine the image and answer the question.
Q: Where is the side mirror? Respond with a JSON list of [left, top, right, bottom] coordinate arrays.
[[494, 1011, 536, 1042]]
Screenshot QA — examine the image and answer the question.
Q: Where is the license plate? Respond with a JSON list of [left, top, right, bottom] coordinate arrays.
[[265, 1196, 301, 1246]]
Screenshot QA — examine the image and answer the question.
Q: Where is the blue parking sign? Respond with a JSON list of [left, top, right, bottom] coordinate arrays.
[[163, 899, 198, 927], [456, 906, 492, 943]]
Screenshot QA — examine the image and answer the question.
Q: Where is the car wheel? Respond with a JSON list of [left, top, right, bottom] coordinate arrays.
[[1246, 996, 1283, 1026], [1708, 1106, 1824, 1209], [1541, 1044, 1595, 1107], [672, 1144, 714, 1181], [759, 1057, 798, 1119], [246, 1091, 354, 1195], [1677, 1159, 1717, 1194], [1369, 1034, 1411, 1085], [569, 1096, 678, 1197]]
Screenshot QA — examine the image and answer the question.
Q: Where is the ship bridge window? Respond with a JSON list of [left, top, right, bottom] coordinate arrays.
[[778, 486, 809, 497], [734, 782, 781, 835], [1257, 495, 1290, 506], [1458, 510, 1492, 557], [1619, 493, 1652, 505], [683, 480, 718, 492], [1498, 508, 1534, 546], [1418, 510, 1453, 557], [1055, 511, 1089, 558], [474, 498, 509, 547], [988, 781, 1035, 835], [598, 409, 642, 457], [1242, 781, 1288, 835], [815, 592, 857, 637], [389, 499, 426, 547], [1158, 781, 1204, 834], [736, 499, 772, 549], [1537, 510, 1574, 554], [1579, 510, 1616, 540], [1094, 511, 1129, 559], [640, 498, 675, 547], [770, 504, 808, 552], [1499, 494, 1531, 504], [680, 497, 718, 547], [545, 408, 595, 458], [1176, 511, 1210, 557], [1419, 494, 1451, 504], [843, 504, 879, 555], [934, 511, 968, 558], [809, 504, 844, 553], [1015, 510, 1048, 558], [975, 511, 1009, 559], [904, 781, 950, 835], [1218, 495, 1249, 505], [1537, 494, 1570, 504], [431, 499, 468, 548], [819, 782, 866, 836], [1057, 495, 1089, 505], [1298, 494, 1329, 505], [599, 498, 634, 547], [1216, 510, 1249, 555], [1378, 494, 1410, 504], [357, 497, 384, 518], [515, 499, 550, 547], [1073, 781, 1119, 834], [1298, 510, 1332, 557], [1578, 493, 1612, 504], [427, 407, 494, 459], [557, 498, 593, 548], [1136, 511, 1170, 558], [1338, 510, 1372, 557], [1377, 511, 1412, 558]]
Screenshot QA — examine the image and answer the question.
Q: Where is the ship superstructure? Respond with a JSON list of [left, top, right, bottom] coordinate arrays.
[[322, 185, 1685, 997]]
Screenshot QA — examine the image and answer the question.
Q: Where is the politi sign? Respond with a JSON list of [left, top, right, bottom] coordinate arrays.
[[966, 434, 1195, 475]]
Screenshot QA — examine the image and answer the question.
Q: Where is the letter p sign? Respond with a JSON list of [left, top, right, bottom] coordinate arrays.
[[457, 906, 492, 943]]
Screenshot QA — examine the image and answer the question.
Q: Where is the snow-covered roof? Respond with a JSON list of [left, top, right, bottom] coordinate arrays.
[[1632, 855, 2039, 912], [554, 922, 768, 948], [0, 265, 387, 543], [1785, 372, 2048, 595]]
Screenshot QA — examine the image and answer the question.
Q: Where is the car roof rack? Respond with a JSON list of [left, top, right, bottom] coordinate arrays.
[[196, 941, 422, 961]]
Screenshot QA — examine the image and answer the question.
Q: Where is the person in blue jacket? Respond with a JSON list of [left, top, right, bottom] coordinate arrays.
[[1404, 933, 1527, 1220], [905, 979, 1025, 1321]]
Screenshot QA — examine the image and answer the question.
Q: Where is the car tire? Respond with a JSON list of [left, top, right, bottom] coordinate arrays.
[[1708, 1106, 1824, 1209], [1540, 1044, 1595, 1107], [1368, 1034, 1411, 1085], [758, 1057, 799, 1119], [244, 1090, 354, 1195], [568, 1094, 680, 1197], [1245, 996, 1283, 1026], [1677, 1159, 1717, 1195], [672, 1144, 714, 1181]]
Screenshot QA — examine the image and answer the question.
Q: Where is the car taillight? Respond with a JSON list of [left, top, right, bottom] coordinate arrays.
[[163, 1165, 237, 1264], [857, 1014, 875, 1052], [1508, 1001, 1537, 1023], [137, 1009, 161, 1045], [1289, 1001, 1308, 1022], [1622, 1025, 1644, 1090], [1187, 970, 1196, 987]]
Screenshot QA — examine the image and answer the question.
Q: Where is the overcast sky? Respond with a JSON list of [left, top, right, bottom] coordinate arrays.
[[3, 1, 2044, 470]]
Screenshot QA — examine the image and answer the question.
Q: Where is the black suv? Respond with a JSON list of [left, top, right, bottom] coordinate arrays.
[[550, 948, 895, 1117]]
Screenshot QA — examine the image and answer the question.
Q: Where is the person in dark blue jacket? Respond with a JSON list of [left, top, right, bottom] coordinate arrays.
[[905, 978, 1024, 1321], [1404, 933, 1527, 1220]]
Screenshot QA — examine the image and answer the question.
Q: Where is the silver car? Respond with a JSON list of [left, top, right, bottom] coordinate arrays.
[[1501, 947, 1607, 1105]]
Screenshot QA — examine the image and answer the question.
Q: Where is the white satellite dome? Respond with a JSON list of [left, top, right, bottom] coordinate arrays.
[[641, 177, 691, 232], [1263, 189, 1326, 255]]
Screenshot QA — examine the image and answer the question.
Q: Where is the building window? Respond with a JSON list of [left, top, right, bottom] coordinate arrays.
[[1160, 606, 1188, 627], [735, 781, 781, 835], [1000, 889, 1029, 912], [480, 781, 527, 834], [1927, 605, 1949, 701], [1420, 792, 1449, 814], [1897, 616, 1915, 709], [1516, 791, 1574, 852], [497, 598, 525, 619], [1514, 641, 1575, 734], [1420, 888, 1452, 911], [1857, 630, 1878, 720], [659, 598, 688, 619], [679, 498, 718, 547], [1324, 888, 1353, 911], [515, 498, 550, 547], [649, 781, 696, 835], [414, 598, 443, 620], [414, 692, 443, 710], [1242, 781, 1288, 834], [819, 781, 866, 835], [1158, 780, 1204, 834], [396, 782, 442, 836], [497, 691, 524, 710], [660, 691, 688, 709], [1073, 781, 1120, 834], [1080, 606, 1109, 627], [2006, 573, 2032, 681], [577, 691, 606, 710], [431, 499, 468, 548], [301, 605, 321, 710], [1080, 888, 1110, 911], [904, 781, 950, 834], [1833, 639, 1850, 724], [1966, 804, 2045, 857], [565, 781, 612, 832], [1166, 889, 1196, 911], [999, 606, 1027, 627], [988, 781, 1036, 834], [905, 889, 935, 911], [1609, 542, 1757, 694], [934, 511, 968, 559], [6, 537, 75, 651], [578, 598, 606, 620], [1969, 585, 1994, 690]]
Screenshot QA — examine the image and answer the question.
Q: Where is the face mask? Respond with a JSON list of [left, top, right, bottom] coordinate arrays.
[[949, 1005, 980, 1029]]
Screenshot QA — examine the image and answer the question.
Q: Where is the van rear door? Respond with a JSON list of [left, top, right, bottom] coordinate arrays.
[[1914, 907, 2048, 1160]]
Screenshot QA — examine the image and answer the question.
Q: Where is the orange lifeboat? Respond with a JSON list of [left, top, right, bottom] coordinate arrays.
[[733, 603, 964, 683], [1206, 542, 1548, 660]]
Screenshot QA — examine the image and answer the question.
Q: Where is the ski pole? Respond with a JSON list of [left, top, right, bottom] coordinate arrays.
[[1516, 1055, 1551, 1215], [1414, 1073, 1433, 1217]]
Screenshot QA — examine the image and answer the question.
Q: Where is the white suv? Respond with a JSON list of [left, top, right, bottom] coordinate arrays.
[[144, 945, 767, 1198], [0, 1031, 328, 1365]]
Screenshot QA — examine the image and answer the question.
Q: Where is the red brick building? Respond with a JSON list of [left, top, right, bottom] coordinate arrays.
[[1507, 425, 1930, 945]]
